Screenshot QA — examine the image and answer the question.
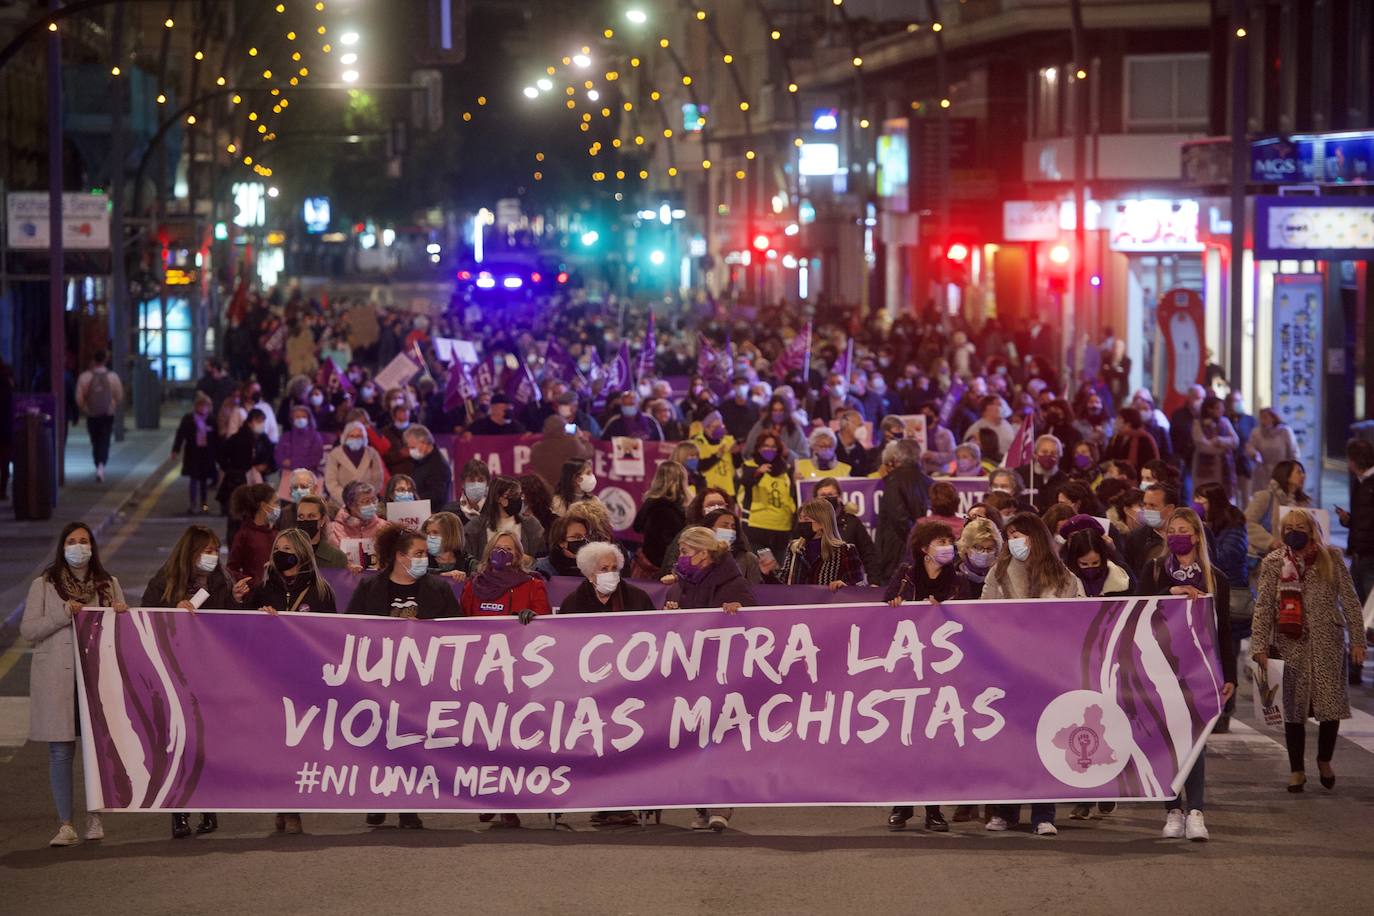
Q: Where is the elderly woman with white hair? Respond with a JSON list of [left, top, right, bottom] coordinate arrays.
[[325, 419, 385, 502], [558, 541, 657, 613], [794, 426, 849, 479]]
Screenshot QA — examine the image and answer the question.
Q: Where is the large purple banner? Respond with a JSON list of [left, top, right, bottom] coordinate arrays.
[[441, 434, 677, 534], [73, 597, 1223, 812], [797, 476, 991, 532]]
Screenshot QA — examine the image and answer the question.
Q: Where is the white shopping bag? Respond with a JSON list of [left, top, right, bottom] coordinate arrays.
[[1247, 656, 1285, 729]]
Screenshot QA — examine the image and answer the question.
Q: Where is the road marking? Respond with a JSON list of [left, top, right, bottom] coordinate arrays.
[[0, 464, 181, 686]]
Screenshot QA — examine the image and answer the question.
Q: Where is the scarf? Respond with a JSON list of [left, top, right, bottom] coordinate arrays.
[[192, 411, 209, 447], [1276, 546, 1307, 638], [54, 566, 112, 606], [471, 566, 532, 601], [1165, 554, 1205, 589]]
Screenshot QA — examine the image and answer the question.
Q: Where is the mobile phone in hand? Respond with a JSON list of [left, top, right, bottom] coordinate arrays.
[[757, 547, 775, 565]]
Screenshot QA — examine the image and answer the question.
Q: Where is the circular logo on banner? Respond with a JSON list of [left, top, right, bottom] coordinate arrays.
[[598, 487, 636, 531], [1035, 690, 1131, 788]]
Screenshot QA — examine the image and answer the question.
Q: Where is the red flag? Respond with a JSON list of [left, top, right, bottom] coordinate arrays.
[[1002, 418, 1034, 469]]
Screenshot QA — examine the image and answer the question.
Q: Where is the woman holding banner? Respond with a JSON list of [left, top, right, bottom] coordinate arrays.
[[663, 526, 757, 832], [762, 499, 863, 588], [812, 478, 878, 580], [463, 476, 546, 559], [460, 532, 551, 624], [23, 523, 128, 848], [146, 527, 255, 839], [1252, 508, 1364, 795], [537, 515, 596, 579], [560, 541, 656, 613], [981, 512, 1084, 836], [1139, 508, 1234, 840]]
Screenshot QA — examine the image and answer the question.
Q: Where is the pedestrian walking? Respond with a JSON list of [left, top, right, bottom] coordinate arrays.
[[74, 350, 123, 483]]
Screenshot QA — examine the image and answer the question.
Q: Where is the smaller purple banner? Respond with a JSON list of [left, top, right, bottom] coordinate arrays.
[[797, 476, 990, 532]]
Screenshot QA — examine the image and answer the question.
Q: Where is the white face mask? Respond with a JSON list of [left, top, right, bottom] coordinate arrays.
[[196, 553, 219, 573], [579, 474, 598, 493], [714, 528, 736, 545], [1008, 537, 1031, 562], [595, 570, 621, 594]]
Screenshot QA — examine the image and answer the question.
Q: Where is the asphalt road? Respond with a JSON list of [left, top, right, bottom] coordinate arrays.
[[1, 435, 1372, 916]]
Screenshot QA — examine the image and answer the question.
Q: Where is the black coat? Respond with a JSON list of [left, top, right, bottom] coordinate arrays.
[[1347, 472, 1374, 556], [874, 465, 933, 582], [410, 449, 453, 507], [632, 497, 687, 567], [252, 571, 337, 614], [837, 511, 878, 583], [1138, 557, 1237, 685], [173, 414, 221, 478], [559, 579, 656, 613], [216, 426, 274, 504], [667, 553, 757, 609], [344, 571, 461, 619], [141, 566, 241, 610]]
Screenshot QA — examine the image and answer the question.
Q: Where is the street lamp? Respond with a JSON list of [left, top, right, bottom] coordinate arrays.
[[572, 53, 591, 68], [341, 69, 359, 83], [340, 31, 360, 46], [523, 86, 539, 98], [625, 9, 648, 25], [536, 77, 553, 91]]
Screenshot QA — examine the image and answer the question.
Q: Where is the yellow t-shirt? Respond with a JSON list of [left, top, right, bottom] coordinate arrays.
[[744, 461, 796, 532], [795, 458, 852, 481], [691, 432, 738, 496]]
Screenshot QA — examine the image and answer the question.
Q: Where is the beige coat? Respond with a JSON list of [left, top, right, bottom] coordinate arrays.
[[980, 559, 1086, 600], [324, 443, 385, 503], [1244, 482, 1311, 557], [20, 576, 125, 742], [1252, 549, 1362, 722]]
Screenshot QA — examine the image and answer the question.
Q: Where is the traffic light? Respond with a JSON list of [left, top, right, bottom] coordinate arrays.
[[945, 242, 969, 262]]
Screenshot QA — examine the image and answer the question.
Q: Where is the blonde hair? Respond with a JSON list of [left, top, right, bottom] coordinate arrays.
[[644, 459, 690, 505], [421, 511, 465, 554], [958, 517, 1002, 554], [798, 498, 847, 561], [1167, 508, 1216, 593], [565, 499, 615, 541], [1279, 507, 1335, 579], [268, 528, 334, 605], [677, 525, 730, 562], [478, 530, 532, 574]]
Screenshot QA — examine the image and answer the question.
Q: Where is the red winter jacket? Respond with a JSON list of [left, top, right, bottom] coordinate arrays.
[[460, 576, 552, 618]]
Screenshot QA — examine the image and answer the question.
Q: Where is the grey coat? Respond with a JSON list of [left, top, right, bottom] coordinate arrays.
[[20, 575, 126, 742], [1252, 549, 1362, 722]]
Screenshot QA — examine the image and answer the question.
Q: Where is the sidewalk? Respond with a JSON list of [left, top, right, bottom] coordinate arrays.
[[0, 402, 187, 629]]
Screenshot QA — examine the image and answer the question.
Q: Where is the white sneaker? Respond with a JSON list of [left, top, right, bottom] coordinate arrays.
[[1162, 808, 1186, 839], [985, 816, 1008, 831], [1184, 809, 1209, 842], [708, 815, 730, 832], [49, 824, 79, 847], [84, 813, 104, 841], [1034, 821, 1058, 836]]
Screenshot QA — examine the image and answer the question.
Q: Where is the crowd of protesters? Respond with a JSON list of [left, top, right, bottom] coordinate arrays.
[[27, 283, 1368, 847]]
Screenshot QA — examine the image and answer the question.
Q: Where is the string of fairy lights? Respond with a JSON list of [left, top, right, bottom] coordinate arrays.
[[59, 0, 342, 181]]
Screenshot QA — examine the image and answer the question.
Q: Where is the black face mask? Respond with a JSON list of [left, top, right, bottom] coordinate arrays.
[[296, 520, 320, 539], [505, 495, 524, 518], [272, 550, 299, 573], [565, 537, 588, 556]]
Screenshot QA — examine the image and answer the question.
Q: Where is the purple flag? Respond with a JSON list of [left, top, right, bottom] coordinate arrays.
[[543, 340, 576, 382], [443, 362, 475, 412], [72, 595, 1224, 812], [778, 321, 812, 373], [604, 342, 632, 394], [474, 361, 496, 397], [637, 312, 656, 383], [316, 356, 354, 396], [796, 475, 992, 533], [503, 365, 538, 406], [938, 381, 967, 427]]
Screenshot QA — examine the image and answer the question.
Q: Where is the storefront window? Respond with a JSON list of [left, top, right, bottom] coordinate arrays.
[[137, 296, 193, 381]]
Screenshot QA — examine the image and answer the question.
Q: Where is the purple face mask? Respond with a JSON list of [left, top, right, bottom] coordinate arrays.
[[489, 548, 514, 570], [1166, 534, 1194, 556], [759, 448, 778, 463], [1074, 453, 1094, 469], [770, 411, 786, 425], [675, 554, 705, 582]]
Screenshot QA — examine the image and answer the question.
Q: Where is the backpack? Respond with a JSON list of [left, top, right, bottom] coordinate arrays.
[[86, 370, 114, 417]]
